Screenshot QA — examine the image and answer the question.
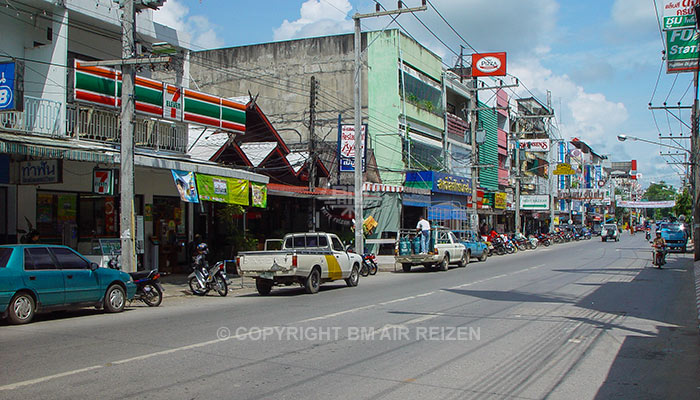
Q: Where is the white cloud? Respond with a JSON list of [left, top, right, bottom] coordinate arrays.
[[273, 0, 353, 40], [152, 0, 224, 49], [611, 0, 657, 29]]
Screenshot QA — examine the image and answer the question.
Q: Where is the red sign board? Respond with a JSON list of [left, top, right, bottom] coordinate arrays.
[[471, 52, 507, 77]]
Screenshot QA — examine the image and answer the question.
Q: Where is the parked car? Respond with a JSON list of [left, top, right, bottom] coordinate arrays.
[[659, 222, 688, 252], [237, 232, 362, 295], [0, 245, 136, 324], [453, 230, 489, 262], [601, 224, 619, 242], [395, 228, 467, 272]]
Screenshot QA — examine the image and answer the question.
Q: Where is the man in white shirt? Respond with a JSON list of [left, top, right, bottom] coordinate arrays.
[[416, 216, 431, 254]]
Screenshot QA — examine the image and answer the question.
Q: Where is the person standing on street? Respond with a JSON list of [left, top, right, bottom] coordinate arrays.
[[416, 216, 431, 254]]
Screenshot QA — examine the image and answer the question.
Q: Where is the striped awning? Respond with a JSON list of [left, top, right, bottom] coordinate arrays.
[[0, 139, 116, 163]]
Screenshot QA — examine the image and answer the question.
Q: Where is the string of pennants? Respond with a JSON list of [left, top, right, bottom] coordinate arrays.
[[73, 60, 245, 132]]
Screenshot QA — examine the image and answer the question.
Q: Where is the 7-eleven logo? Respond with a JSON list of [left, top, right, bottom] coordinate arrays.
[[164, 85, 183, 121], [93, 170, 113, 195]]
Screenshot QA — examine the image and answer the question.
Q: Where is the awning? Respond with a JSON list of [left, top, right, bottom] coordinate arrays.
[[267, 183, 355, 200], [134, 154, 268, 183]]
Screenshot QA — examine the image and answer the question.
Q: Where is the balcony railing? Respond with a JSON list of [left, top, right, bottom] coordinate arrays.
[[0, 96, 63, 137], [446, 112, 468, 142]]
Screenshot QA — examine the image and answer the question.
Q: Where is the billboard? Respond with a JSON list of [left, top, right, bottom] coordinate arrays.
[[338, 124, 367, 172], [662, 2, 700, 73], [471, 52, 507, 77], [520, 194, 549, 210], [663, 0, 699, 29], [518, 139, 550, 152]]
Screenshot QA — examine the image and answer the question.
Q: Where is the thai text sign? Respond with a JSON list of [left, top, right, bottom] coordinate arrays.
[[432, 172, 472, 196], [20, 160, 62, 184], [663, 0, 699, 29], [519, 139, 550, 152], [557, 189, 607, 200], [666, 28, 699, 73], [494, 192, 507, 210], [520, 194, 549, 210], [196, 174, 249, 205], [618, 200, 676, 208], [339, 124, 367, 172]]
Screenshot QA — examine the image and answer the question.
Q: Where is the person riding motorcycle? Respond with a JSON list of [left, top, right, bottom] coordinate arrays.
[[652, 230, 667, 265]]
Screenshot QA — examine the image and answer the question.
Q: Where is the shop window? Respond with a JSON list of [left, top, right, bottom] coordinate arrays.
[[79, 195, 117, 237], [36, 192, 78, 241]]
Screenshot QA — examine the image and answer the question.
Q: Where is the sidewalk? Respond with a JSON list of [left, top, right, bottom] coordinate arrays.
[[158, 273, 257, 298]]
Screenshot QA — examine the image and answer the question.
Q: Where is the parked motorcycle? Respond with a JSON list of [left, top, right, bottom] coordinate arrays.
[[360, 253, 378, 276], [536, 233, 551, 247], [189, 261, 228, 296], [108, 254, 163, 307]]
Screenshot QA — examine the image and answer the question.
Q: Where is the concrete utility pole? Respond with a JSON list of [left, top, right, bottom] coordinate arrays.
[[120, 0, 137, 273], [547, 92, 555, 232], [470, 77, 480, 230], [308, 76, 317, 232], [352, 1, 427, 252], [514, 128, 521, 233]]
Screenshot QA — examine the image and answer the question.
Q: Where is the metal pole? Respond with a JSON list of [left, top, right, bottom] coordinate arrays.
[[515, 138, 521, 233], [120, 0, 136, 272], [470, 78, 479, 230], [353, 17, 363, 253], [309, 76, 317, 232]]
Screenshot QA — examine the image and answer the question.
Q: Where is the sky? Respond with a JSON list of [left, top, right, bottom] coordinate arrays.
[[152, 0, 692, 190]]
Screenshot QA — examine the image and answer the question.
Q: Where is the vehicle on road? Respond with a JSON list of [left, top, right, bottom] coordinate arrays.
[[652, 244, 666, 268], [453, 230, 489, 262], [658, 222, 688, 252], [0, 244, 136, 324], [188, 261, 229, 297], [237, 232, 362, 295], [601, 224, 619, 242], [360, 253, 378, 276], [395, 228, 468, 272]]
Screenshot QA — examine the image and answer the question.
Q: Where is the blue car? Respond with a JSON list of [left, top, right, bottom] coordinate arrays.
[[658, 223, 688, 252], [453, 230, 489, 262], [0, 244, 136, 324]]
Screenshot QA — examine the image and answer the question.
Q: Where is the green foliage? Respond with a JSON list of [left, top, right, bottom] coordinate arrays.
[[673, 188, 692, 218], [643, 181, 675, 220]]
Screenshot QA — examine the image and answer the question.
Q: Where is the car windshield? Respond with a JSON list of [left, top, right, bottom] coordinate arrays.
[[660, 223, 682, 232], [603, 225, 616, 230]]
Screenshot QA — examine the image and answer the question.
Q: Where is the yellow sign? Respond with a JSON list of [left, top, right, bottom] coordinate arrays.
[[554, 216, 560, 225], [494, 192, 507, 210], [553, 163, 576, 175]]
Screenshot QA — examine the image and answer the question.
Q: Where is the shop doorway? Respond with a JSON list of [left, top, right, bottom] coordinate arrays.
[[153, 196, 186, 273]]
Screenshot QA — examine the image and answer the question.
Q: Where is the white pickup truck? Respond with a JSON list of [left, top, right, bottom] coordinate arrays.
[[395, 228, 468, 272], [237, 232, 363, 296]]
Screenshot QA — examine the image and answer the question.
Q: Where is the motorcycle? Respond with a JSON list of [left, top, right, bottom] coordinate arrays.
[[652, 244, 666, 268], [645, 230, 651, 241], [491, 236, 507, 256], [107, 254, 163, 307], [189, 261, 229, 296], [360, 253, 378, 276], [536, 233, 551, 247], [527, 235, 539, 249]]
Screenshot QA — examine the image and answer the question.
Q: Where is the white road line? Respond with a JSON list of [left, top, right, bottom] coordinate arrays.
[[296, 304, 376, 323]]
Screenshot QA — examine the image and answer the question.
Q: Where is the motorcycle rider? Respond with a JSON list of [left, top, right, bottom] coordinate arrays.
[[652, 230, 667, 265]]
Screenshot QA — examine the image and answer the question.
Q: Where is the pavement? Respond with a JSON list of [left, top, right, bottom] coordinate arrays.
[[2, 233, 699, 399]]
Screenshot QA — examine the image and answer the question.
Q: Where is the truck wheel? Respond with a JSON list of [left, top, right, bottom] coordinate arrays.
[[345, 264, 360, 287], [256, 279, 272, 296], [457, 251, 469, 267], [440, 254, 449, 271], [402, 263, 412, 273], [304, 268, 321, 294]]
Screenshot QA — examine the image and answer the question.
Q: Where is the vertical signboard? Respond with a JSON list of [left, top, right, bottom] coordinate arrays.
[[93, 169, 114, 195], [0, 61, 23, 111], [339, 124, 367, 172], [163, 84, 183, 121]]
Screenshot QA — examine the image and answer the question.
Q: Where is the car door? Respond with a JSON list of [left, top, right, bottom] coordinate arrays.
[[329, 235, 349, 280], [51, 247, 101, 304], [22, 247, 65, 307], [447, 232, 462, 261]]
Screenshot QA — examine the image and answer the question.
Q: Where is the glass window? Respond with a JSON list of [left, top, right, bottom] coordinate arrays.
[[306, 235, 318, 248], [284, 237, 293, 249], [331, 237, 344, 252], [0, 248, 12, 268], [293, 236, 306, 248], [318, 236, 328, 247], [51, 247, 89, 269], [24, 247, 58, 270]]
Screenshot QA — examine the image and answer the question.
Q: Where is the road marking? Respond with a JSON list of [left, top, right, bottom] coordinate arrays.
[[296, 304, 376, 323]]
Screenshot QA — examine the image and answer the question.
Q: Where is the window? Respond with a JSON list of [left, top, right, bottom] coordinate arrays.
[[331, 237, 345, 252], [285, 237, 294, 249], [293, 236, 306, 248], [306, 235, 318, 247], [0, 248, 12, 268], [51, 247, 89, 269], [24, 248, 58, 270], [318, 236, 328, 247]]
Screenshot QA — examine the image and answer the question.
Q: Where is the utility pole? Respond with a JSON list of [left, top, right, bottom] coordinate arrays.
[[120, 0, 136, 273], [547, 91, 555, 232], [308, 76, 317, 232], [470, 77, 480, 231], [352, 1, 427, 253], [514, 127, 521, 233]]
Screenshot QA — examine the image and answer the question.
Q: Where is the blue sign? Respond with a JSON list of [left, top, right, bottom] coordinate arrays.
[[405, 171, 472, 197], [0, 62, 17, 111]]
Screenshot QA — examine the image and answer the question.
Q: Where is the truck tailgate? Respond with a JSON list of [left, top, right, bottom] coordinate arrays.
[[238, 251, 295, 272]]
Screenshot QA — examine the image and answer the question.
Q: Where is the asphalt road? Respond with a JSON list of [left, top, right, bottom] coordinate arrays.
[[1, 233, 698, 400]]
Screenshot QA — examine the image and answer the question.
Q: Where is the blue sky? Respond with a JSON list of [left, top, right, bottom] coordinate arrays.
[[153, 0, 691, 189]]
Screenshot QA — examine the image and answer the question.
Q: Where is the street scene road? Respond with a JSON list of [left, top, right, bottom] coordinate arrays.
[[2, 234, 698, 400]]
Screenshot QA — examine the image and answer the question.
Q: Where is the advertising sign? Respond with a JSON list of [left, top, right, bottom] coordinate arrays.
[[432, 172, 472, 196], [518, 139, 550, 152], [171, 170, 199, 203], [339, 124, 367, 172], [666, 28, 699, 73], [250, 182, 268, 208], [663, 0, 699, 29], [196, 174, 249, 205], [19, 160, 62, 185], [520, 194, 549, 210], [618, 200, 675, 208], [553, 163, 576, 175], [163, 84, 183, 121], [494, 192, 507, 210], [0, 61, 23, 111], [471, 52, 507, 77], [93, 169, 114, 195], [557, 189, 607, 200]]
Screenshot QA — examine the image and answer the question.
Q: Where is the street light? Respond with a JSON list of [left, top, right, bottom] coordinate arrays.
[[617, 133, 690, 153]]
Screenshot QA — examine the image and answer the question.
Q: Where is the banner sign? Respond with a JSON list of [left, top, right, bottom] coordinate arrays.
[[519, 139, 550, 152], [406, 171, 472, 196], [471, 52, 507, 77], [196, 174, 249, 205], [250, 182, 268, 208], [520, 194, 549, 210], [171, 170, 199, 203], [663, 0, 699, 29], [93, 169, 114, 195], [74, 60, 246, 131], [618, 200, 676, 208], [0, 61, 23, 111], [19, 160, 62, 184], [553, 163, 576, 175], [666, 28, 699, 73], [339, 124, 367, 172], [557, 189, 607, 200], [494, 192, 507, 210]]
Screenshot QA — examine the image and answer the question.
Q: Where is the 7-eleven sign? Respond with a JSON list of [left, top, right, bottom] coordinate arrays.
[[163, 84, 183, 121], [93, 169, 114, 195]]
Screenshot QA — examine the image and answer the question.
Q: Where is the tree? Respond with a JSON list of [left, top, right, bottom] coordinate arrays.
[[673, 188, 692, 218], [643, 181, 675, 220]]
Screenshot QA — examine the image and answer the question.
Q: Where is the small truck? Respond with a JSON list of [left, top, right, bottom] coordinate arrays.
[[394, 228, 468, 272], [237, 232, 363, 296]]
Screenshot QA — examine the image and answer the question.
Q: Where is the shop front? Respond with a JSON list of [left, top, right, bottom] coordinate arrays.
[[405, 171, 472, 231]]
